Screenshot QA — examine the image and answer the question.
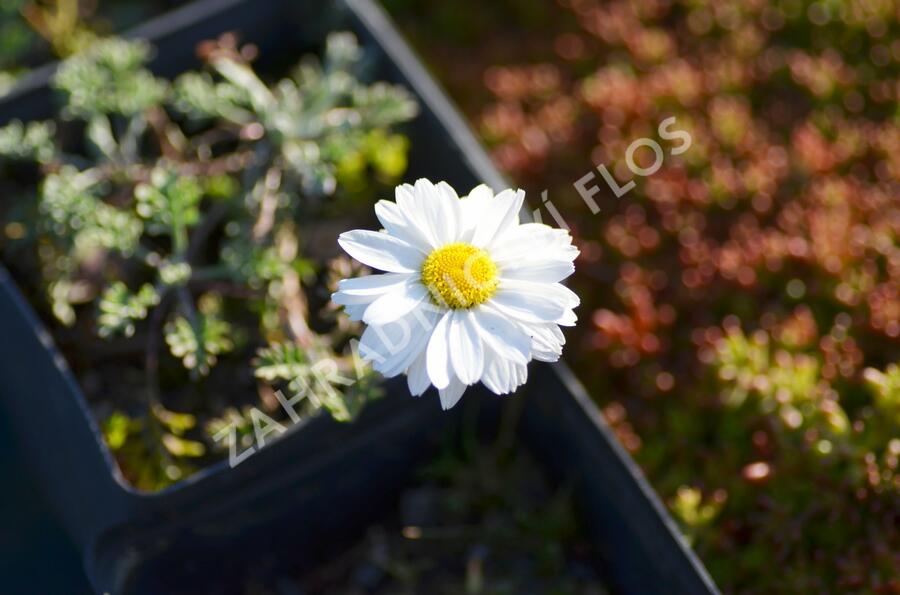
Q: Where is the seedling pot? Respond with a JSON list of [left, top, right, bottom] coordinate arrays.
[[0, 0, 719, 593]]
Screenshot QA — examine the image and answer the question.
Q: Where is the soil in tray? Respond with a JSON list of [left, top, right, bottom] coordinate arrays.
[[245, 442, 610, 595]]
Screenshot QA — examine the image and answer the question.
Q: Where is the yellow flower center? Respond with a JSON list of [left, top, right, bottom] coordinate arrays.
[[421, 242, 499, 309]]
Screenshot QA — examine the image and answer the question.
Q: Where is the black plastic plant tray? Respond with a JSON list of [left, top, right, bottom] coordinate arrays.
[[0, 407, 93, 593], [0, 0, 720, 594]]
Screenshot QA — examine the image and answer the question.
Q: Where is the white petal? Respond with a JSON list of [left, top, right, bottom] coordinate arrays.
[[336, 272, 411, 296], [426, 312, 453, 389], [480, 351, 505, 394], [533, 350, 561, 363], [557, 308, 578, 326], [361, 310, 434, 377], [439, 376, 467, 410], [331, 291, 375, 307], [458, 184, 493, 239], [449, 310, 484, 385], [490, 280, 571, 324], [482, 356, 522, 395], [379, 334, 428, 377], [332, 290, 383, 323], [338, 230, 423, 273], [384, 311, 440, 376], [407, 349, 430, 396], [343, 303, 368, 321], [481, 361, 515, 393], [529, 323, 565, 362], [395, 183, 416, 203], [436, 181, 460, 202], [374, 200, 431, 253], [415, 178, 459, 246], [363, 281, 429, 325], [491, 223, 578, 266], [394, 183, 439, 249], [512, 362, 528, 388], [473, 305, 530, 366], [501, 259, 575, 283], [558, 282, 581, 308], [359, 323, 401, 369], [471, 188, 524, 248], [466, 184, 494, 204]]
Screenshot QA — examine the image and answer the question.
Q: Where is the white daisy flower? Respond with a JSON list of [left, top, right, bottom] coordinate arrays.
[[332, 179, 579, 410]]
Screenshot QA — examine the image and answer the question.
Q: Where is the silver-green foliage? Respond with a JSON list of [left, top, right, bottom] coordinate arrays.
[[173, 32, 417, 194], [53, 38, 167, 118]]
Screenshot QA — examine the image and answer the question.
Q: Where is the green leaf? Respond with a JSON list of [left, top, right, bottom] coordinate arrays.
[[352, 82, 419, 128], [253, 341, 311, 382], [158, 261, 193, 286], [102, 411, 139, 451], [254, 341, 378, 423], [102, 409, 200, 490], [97, 282, 160, 338], [165, 311, 234, 375], [135, 168, 202, 252], [85, 115, 118, 160], [221, 235, 289, 285], [53, 38, 167, 118], [152, 401, 198, 436], [172, 71, 254, 123], [210, 57, 275, 115], [40, 167, 143, 258], [0, 119, 56, 162], [161, 434, 206, 458], [323, 32, 362, 73]]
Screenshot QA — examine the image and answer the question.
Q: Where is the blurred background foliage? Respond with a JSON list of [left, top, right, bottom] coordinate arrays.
[[0, 0, 186, 95], [382, 0, 899, 592]]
